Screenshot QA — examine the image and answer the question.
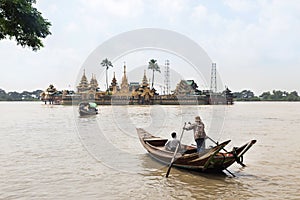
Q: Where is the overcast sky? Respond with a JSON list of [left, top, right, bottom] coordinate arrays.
[[0, 0, 299, 95]]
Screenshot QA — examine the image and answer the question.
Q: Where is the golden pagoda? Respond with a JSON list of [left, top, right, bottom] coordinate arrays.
[[76, 70, 100, 100], [90, 74, 99, 91], [131, 70, 154, 104], [119, 64, 130, 95], [142, 69, 149, 87], [77, 69, 90, 93]]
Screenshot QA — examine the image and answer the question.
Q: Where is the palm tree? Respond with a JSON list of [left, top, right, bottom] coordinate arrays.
[[148, 59, 161, 89], [100, 58, 113, 91]]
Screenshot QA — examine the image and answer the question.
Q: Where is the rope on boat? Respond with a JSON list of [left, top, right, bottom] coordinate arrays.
[[232, 147, 244, 166]]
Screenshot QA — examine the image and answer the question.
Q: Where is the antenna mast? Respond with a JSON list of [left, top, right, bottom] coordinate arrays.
[[164, 60, 170, 95], [210, 63, 217, 93]]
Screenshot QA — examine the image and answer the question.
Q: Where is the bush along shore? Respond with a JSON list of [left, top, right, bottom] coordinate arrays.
[[0, 88, 42, 101], [233, 90, 300, 101]]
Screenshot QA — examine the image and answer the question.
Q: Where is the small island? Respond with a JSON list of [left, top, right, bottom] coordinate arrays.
[[39, 64, 235, 105]]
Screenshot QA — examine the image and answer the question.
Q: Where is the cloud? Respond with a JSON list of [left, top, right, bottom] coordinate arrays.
[[191, 4, 208, 20], [81, 0, 144, 18], [223, 0, 258, 13], [155, 0, 187, 22]]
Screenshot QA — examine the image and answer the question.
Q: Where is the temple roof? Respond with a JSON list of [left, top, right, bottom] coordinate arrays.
[[111, 72, 118, 86], [77, 69, 89, 90], [89, 74, 99, 90]]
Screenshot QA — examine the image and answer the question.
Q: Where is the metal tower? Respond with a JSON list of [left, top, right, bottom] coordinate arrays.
[[164, 60, 170, 95], [210, 63, 217, 93]]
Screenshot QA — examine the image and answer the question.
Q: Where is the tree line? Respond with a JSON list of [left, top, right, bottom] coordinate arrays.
[[233, 90, 300, 101], [0, 88, 43, 101], [1, 88, 299, 101]]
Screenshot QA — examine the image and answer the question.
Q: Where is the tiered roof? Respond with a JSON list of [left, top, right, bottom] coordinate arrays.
[[77, 70, 99, 93], [90, 74, 99, 90], [173, 80, 196, 95]]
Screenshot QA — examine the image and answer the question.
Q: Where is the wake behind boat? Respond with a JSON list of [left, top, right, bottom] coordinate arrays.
[[137, 128, 256, 173]]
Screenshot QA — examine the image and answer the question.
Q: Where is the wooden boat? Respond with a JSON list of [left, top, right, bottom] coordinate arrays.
[[137, 128, 256, 173], [78, 102, 98, 116]]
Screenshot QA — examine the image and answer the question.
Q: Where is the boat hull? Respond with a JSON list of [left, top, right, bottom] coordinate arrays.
[[79, 109, 98, 116], [137, 128, 256, 173]]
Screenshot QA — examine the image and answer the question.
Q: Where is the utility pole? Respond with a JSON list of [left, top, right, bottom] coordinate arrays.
[[164, 60, 170, 95], [210, 63, 217, 93]]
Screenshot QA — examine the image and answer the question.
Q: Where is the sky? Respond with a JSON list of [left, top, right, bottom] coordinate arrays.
[[0, 0, 299, 95]]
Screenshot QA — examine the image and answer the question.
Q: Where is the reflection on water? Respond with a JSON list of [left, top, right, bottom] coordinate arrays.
[[139, 154, 255, 199], [0, 102, 299, 199]]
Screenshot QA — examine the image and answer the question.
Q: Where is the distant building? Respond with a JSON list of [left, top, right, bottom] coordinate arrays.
[[173, 80, 201, 95], [40, 84, 60, 104]]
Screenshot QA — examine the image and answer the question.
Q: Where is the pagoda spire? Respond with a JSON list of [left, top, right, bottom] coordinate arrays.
[[77, 69, 89, 92], [120, 62, 129, 94], [90, 73, 99, 91], [122, 64, 128, 84], [142, 70, 148, 86], [111, 72, 117, 85]]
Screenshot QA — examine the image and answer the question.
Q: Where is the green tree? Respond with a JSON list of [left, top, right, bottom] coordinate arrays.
[[286, 91, 299, 101], [272, 90, 283, 100], [233, 90, 259, 101], [148, 59, 161, 89], [100, 58, 113, 92], [0, 0, 51, 51], [260, 91, 271, 100]]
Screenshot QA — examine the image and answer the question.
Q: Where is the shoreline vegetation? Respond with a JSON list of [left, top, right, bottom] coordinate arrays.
[[1, 88, 300, 102], [0, 89, 42, 101], [233, 90, 300, 101]]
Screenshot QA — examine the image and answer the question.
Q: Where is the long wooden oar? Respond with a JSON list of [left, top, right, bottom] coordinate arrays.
[[166, 122, 186, 178]]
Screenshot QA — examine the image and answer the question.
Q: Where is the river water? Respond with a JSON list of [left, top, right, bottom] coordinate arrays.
[[0, 102, 299, 199]]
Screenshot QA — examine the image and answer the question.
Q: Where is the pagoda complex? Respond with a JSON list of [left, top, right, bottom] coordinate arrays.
[[55, 63, 234, 105]]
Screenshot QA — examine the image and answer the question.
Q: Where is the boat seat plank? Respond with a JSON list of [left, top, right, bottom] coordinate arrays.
[[144, 138, 168, 146]]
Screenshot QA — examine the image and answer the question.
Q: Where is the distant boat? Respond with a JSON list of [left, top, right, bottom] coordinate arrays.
[[137, 128, 256, 173], [78, 102, 98, 116]]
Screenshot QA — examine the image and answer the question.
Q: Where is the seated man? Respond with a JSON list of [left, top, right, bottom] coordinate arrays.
[[165, 132, 181, 152]]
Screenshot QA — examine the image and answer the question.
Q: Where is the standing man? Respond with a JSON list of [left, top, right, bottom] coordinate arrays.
[[184, 116, 207, 152]]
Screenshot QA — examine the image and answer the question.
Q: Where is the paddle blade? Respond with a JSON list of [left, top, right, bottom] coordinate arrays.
[[166, 163, 173, 178]]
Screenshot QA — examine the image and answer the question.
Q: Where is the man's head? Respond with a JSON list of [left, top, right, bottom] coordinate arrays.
[[195, 116, 201, 122], [171, 132, 176, 138]]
